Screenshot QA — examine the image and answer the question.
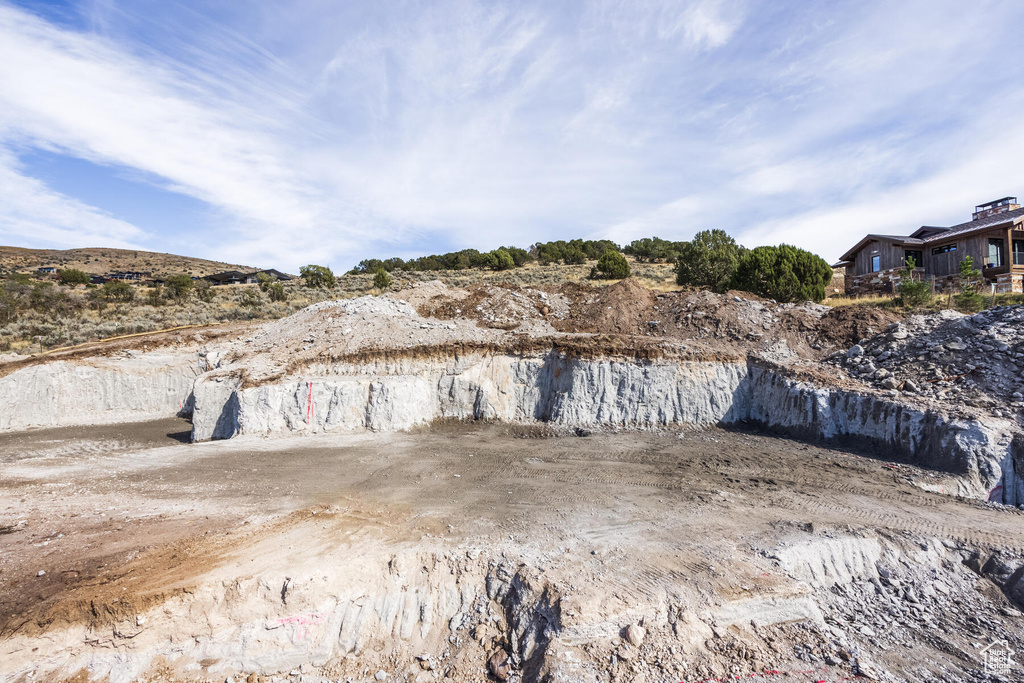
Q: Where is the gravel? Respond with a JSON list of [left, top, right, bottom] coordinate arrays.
[[829, 306, 1024, 416]]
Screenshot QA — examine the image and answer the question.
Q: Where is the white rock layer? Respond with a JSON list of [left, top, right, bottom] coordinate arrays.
[[0, 352, 198, 432], [190, 352, 1024, 503]]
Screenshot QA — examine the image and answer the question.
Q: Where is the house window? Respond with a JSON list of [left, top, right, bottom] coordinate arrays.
[[931, 244, 957, 255], [988, 238, 1004, 267], [1014, 240, 1024, 266], [904, 250, 923, 268], [871, 255, 880, 272]]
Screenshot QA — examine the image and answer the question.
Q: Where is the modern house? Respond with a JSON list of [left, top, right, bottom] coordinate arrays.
[[107, 271, 151, 282], [835, 197, 1024, 294], [205, 269, 295, 286]]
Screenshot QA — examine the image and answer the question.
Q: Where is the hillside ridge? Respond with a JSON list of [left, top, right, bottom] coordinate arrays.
[[0, 246, 254, 279]]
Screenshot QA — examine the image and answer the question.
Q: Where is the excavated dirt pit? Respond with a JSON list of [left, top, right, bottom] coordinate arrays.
[[3, 418, 1024, 682]]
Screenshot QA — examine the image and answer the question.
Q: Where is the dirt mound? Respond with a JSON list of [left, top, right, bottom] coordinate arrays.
[[828, 306, 1024, 417], [550, 281, 848, 357], [814, 305, 902, 349], [553, 278, 658, 335], [417, 283, 567, 331], [208, 278, 907, 385], [392, 279, 469, 310]]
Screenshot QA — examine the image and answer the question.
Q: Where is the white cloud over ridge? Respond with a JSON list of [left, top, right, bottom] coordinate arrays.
[[0, 0, 1022, 270]]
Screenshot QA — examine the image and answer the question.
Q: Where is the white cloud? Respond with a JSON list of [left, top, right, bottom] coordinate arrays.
[[0, 4, 326, 255], [0, 0, 1022, 272], [0, 148, 146, 248], [738, 117, 1024, 261]]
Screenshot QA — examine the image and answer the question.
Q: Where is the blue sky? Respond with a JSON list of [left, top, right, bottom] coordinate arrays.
[[1, 0, 1023, 272]]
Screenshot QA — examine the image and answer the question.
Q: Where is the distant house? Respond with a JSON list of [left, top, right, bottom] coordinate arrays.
[[256, 269, 295, 281], [89, 275, 109, 285], [835, 197, 1024, 294], [205, 270, 249, 285], [37, 266, 57, 275], [107, 271, 151, 281], [205, 269, 295, 285]]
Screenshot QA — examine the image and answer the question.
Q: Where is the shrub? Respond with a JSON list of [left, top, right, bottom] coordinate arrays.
[[491, 248, 516, 271], [239, 288, 263, 310], [954, 290, 985, 312], [194, 278, 215, 302], [165, 273, 194, 301], [591, 251, 631, 279], [536, 244, 562, 265], [146, 285, 164, 307], [562, 246, 587, 265], [58, 268, 90, 286], [729, 244, 833, 303], [86, 288, 107, 312], [897, 258, 931, 307], [958, 255, 981, 292], [373, 269, 392, 289], [624, 237, 681, 263], [502, 246, 532, 267], [0, 283, 19, 324], [300, 264, 336, 288], [267, 281, 287, 302], [103, 280, 135, 302], [675, 229, 742, 293]]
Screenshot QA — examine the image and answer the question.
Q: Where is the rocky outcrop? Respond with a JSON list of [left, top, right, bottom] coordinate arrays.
[[1, 531, 1003, 683], [0, 352, 198, 432]]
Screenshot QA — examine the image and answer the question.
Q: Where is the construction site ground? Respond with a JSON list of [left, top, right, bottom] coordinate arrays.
[[3, 417, 1024, 682]]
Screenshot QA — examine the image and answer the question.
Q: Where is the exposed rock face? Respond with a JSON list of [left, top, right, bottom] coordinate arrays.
[[0, 352, 198, 432], [743, 365, 1016, 501], [189, 354, 752, 441], [189, 352, 1022, 502]]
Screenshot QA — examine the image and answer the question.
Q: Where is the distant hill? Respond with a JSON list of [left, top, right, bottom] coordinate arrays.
[[0, 246, 255, 279]]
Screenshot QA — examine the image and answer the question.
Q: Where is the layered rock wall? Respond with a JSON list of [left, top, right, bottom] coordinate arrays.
[[190, 354, 751, 441], [0, 353, 198, 432], [190, 352, 1022, 502]]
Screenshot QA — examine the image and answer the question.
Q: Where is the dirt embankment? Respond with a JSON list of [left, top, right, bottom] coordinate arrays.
[[0, 323, 248, 380], [411, 278, 899, 361]]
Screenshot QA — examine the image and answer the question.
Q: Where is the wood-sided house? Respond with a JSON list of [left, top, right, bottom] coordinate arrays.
[[835, 197, 1024, 294]]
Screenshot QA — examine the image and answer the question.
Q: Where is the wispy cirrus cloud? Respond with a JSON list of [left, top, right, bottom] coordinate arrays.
[[0, 147, 145, 248], [0, 2, 328, 262], [0, 0, 1022, 270]]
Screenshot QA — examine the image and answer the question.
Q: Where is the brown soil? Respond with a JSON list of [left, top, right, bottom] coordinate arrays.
[[553, 278, 658, 336], [812, 304, 903, 349]]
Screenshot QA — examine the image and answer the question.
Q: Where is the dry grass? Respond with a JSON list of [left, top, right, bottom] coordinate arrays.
[[824, 294, 897, 307], [373, 258, 677, 291]]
